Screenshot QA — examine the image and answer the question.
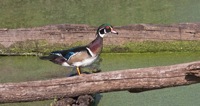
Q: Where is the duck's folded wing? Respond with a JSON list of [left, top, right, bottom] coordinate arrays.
[[67, 51, 91, 65], [59, 46, 89, 60]]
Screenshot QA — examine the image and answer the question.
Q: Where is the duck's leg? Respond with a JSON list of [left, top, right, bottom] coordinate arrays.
[[76, 66, 81, 75]]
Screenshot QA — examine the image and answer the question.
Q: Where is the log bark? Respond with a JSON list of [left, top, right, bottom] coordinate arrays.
[[1, 23, 200, 47], [0, 61, 200, 103]]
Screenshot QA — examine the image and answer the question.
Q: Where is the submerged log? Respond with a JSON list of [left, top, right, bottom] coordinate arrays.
[[0, 61, 200, 103], [52, 94, 94, 106]]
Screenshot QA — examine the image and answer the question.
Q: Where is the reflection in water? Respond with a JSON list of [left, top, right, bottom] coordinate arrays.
[[92, 93, 103, 106]]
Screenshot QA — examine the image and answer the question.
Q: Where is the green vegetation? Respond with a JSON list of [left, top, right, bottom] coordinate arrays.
[[1, 40, 200, 55], [104, 40, 200, 53], [0, 40, 84, 55], [1, 0, 200, 28]]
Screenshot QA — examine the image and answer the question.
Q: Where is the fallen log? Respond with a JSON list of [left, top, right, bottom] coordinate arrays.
[[0, 61, 200, 103], [1, 23, 200, 48]]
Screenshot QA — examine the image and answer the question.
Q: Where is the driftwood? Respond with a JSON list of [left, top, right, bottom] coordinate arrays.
[[0, 23, 200, 47], [0, 61, 200, 104]]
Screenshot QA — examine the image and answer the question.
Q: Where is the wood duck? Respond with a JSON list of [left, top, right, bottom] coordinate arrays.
[[40, 24, 118, 75]]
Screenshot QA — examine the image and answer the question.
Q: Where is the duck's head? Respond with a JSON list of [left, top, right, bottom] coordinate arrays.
[[97, 24, 118, 37]]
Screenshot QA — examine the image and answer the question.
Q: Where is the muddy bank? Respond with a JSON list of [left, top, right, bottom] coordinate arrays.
[[0, 23, 200, 47]]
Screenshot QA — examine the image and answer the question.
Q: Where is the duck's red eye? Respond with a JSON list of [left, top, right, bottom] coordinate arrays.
[[105, 26, 110, 29]]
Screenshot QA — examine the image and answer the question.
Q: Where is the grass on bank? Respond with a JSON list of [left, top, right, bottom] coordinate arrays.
[[104, 40, 200, 53], [0, 40, 200, 55]]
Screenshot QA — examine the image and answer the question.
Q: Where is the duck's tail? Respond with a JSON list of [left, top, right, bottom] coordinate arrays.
[[39, 55, 57, 60]]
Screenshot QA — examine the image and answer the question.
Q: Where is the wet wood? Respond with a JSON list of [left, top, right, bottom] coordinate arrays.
[[0, 61, 200, 103]]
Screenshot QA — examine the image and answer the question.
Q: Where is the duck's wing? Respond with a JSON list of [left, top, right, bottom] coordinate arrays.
[[40, 46, 91, 65], [52, 46, 90, 60], [59, 46, 93, 64]]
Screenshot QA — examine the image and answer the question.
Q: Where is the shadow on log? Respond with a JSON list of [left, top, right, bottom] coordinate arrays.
[[0, 61, 200, 105]]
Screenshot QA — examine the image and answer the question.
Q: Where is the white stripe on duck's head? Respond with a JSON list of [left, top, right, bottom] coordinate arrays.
[[97, 23, 118, 38]]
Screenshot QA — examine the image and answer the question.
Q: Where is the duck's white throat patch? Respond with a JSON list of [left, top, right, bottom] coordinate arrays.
[[99, 33, 105, 38]]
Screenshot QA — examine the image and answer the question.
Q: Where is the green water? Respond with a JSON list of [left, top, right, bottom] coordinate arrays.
[[1, 0, 200, 28], [1, 53, 200, 106]]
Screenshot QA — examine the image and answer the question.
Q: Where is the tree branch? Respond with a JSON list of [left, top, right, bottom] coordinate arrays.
[[0, 61, 200, 103]]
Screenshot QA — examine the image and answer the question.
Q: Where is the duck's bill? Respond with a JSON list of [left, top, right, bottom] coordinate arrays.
[[111, 30, 119, 34]]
